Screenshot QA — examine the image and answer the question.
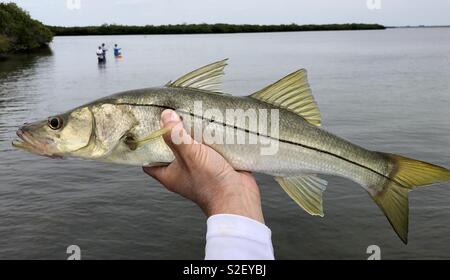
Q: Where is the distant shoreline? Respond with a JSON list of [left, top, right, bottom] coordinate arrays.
[[386, 25, 450, 29], [48, 23, 386, 36]]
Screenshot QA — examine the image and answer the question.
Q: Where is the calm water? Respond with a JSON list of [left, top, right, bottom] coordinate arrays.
[[0, 28, 449, 259]]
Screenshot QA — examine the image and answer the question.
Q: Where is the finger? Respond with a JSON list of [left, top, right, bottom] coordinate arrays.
[[160, 109, 199, 162]]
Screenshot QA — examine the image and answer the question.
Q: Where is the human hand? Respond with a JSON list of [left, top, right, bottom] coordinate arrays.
[[143, 109, 264, 224]]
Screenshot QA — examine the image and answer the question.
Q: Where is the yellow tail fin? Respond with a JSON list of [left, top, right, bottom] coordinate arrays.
[[372, 153, 450, 244], [388, 154, 450, 188]]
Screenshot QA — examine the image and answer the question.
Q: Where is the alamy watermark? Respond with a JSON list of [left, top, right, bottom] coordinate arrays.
[[171, 101, 280, 156], [66, 0, 81, 10], [366, 0, 382, 10], [366, 245, 381, 260], [67, 244, 81, 260]]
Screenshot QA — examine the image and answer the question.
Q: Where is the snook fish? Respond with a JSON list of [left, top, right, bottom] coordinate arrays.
[[12, 59, 450, 243]]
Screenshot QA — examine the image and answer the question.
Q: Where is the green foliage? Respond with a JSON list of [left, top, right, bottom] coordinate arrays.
[[0, 3, 53, 54], [48, 23, 386, 36], [0, 35, 10, 53]]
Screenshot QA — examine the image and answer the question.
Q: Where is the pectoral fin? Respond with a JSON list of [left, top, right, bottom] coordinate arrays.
[[124, 127, 171, 150], [274, 175, 327, 216]]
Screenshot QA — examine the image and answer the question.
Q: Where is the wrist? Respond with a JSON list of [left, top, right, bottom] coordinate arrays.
[[204, 186, 264, 224]]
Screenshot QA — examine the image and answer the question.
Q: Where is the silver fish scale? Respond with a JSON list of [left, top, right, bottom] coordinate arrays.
[[97, 87, 392, 190]]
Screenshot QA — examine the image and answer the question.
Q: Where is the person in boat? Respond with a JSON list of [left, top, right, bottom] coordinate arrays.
[[113, 44, 122, 57]]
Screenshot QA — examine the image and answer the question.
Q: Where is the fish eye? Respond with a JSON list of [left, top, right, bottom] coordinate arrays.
[[48, 116, 63, 130]]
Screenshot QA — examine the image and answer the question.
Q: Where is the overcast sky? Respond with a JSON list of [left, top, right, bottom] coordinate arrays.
[[4, 0, 450, 26]]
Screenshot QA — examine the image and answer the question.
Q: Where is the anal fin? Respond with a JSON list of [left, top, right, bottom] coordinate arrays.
[[274, 175, 327, 216]]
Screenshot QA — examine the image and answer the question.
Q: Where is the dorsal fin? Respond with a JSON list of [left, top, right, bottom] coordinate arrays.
[[166, 59, 228, 93], [249, 69, 321, 126]]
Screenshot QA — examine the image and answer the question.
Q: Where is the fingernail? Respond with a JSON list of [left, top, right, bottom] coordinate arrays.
[[161, 109, 179, 125]]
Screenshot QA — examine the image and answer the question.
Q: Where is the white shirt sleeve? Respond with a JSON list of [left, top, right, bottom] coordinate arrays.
[[205, 214, 275, 260]]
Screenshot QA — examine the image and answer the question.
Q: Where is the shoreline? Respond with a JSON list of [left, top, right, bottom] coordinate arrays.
[[0, 3, 53, 56], [48, 23, 386, 36], [47, 24, 450, 37]]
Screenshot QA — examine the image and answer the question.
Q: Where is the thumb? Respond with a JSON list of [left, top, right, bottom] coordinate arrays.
[[160, 109, 197, 160], [142, 165, 172, 186]]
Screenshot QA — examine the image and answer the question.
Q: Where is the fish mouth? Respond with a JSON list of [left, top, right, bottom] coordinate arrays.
[[12, 129, 35, 150], [12, 129, 62, 159]]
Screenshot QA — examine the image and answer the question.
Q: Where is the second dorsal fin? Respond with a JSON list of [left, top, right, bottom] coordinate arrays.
[[166, 59, 228, 93], [249, 69, 321, 126]]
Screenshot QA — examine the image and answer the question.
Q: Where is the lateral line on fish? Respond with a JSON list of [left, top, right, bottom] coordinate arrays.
[[113, 102, 401, 186]]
